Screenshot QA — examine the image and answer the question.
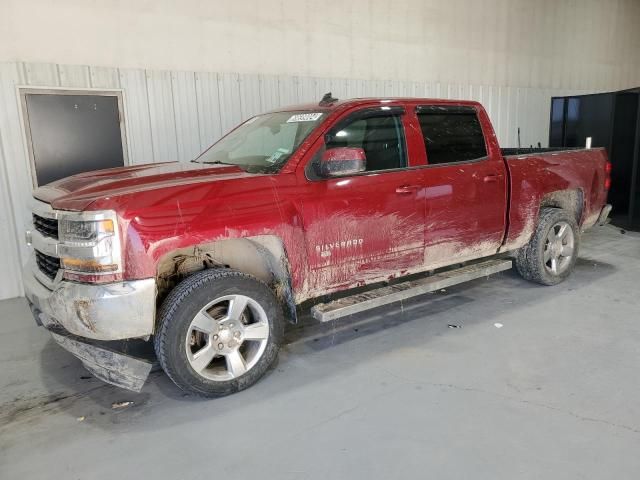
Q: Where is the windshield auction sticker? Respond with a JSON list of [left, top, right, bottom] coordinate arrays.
[[286, 112, 323, 123]]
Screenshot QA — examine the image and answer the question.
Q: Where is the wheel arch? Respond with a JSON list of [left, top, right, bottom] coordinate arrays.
[[156, 235, 298, 323], [538, 188, 584, 225]]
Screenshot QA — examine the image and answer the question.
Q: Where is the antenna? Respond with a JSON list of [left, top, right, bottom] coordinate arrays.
[[319, 92, 338, 106]]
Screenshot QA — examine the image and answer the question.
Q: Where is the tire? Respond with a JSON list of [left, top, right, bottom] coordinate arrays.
[[154, 269, 284, 397], [515, 207, 580, 286]]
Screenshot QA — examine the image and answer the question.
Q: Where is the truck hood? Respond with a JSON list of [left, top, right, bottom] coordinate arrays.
[[34, 162, 259, 211]]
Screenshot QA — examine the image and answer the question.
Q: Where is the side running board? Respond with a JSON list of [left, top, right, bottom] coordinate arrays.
[[311, 259, 513, 322]]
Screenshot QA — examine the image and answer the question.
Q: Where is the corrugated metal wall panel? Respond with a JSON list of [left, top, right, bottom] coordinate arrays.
[[313, 78, 333, 103], [0, 63, 31, 238], [369, 79, 383, 96], [218, 73, 243, 136], [57, 64, 91, 88], [0, 63, 29, 298], [303, 77, 318, 102], [145, 70, 178, 163], [411, 81, 428, 98], [89, 66, 120, 89], [194, 72, 222, 151], [119, 69, 153, 165], [0, 131, 23, 299], [22, 63, 59, 86], [295, 76, 314, 104], [171, 71, 201, 162], [346, 78, 366, 98], [329, 78, 349, 99], [0, 60, 607, 299], [504, 87, 516, 147], [258, 75, 280, 112], [495, 86, 507, 146], [277, 76, 299, 107], [238, 74, 262, 121]]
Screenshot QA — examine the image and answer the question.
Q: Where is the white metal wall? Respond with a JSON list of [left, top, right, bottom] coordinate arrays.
[[0, 60, 594, 299]]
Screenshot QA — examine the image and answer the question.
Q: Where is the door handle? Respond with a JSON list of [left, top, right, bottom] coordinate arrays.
[[483, 174, 504, 183], [395, 184, 421, 194]]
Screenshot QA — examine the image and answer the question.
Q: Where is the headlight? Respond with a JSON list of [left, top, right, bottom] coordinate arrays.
[[58, 212, 121, 275], [60, 219, 114, 244]]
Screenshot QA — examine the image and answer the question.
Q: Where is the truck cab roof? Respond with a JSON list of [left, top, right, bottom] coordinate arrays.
[[269, 97, 483, 114]]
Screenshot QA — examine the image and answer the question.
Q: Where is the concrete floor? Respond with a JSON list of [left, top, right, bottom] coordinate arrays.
[[1, 224, 639, 479]]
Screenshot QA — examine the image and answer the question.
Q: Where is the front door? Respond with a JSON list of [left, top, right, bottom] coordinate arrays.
[[299, 107, 426, 295]]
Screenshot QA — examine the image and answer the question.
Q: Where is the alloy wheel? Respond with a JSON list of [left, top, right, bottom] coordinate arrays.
[[543, 221, 575, 275], [185, 294, 270, 381]]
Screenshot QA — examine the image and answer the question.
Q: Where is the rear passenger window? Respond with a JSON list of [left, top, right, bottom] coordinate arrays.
[[417, 107, 487, 165]]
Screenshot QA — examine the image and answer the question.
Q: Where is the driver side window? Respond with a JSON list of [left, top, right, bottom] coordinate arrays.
[[325, 114, 407, 172]]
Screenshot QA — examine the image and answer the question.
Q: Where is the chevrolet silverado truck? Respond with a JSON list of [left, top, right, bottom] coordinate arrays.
[[23, 96, 612, 396]]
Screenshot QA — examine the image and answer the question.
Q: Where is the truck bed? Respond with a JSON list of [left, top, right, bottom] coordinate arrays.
[[501, 147, 610, 252]]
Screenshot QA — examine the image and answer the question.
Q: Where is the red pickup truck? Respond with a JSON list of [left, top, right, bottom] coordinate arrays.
[[24, 96, 611, 396]]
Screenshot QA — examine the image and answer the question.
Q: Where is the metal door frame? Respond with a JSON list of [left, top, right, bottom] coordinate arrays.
[[17, 86, 129, 188], [629, 93, 640, 224]]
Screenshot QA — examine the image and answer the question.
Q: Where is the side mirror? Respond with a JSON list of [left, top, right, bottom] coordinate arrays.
[[320, 147, 366, 177]]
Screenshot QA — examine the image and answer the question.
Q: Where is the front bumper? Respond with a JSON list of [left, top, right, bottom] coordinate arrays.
[[46, 329, 155, 392], [24, 260, 158, 392], [23, 259, 156, 340]]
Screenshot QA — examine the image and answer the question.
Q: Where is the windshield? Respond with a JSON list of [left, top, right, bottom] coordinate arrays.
[[194, 111, 326, 173]]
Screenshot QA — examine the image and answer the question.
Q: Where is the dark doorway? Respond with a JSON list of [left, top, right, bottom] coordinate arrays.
[[609, 93, 639, 221], [21, 90, 127, 186], [549, 88, 640, 230]]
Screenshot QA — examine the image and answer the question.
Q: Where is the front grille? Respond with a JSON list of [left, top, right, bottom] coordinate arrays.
[[35, 250, 60, 280], [33, 213, 58, 239]]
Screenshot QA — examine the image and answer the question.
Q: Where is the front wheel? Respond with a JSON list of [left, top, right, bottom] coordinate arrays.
[[154, 269, 284, 397], [515, 207, 580, 286]]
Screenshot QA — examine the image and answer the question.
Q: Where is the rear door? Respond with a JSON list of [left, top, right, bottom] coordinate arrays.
[[414, 105, 507, 268], [298, 106, 426, 293]]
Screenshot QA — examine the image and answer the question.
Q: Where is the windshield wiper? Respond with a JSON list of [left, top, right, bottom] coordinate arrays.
[[200, 160, 234, 165], [193, 159, 275, 174]]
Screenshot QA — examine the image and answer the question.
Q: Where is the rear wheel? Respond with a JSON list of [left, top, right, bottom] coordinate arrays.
[[154, 269, 284, 397], [515, 208, 580, 285]]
